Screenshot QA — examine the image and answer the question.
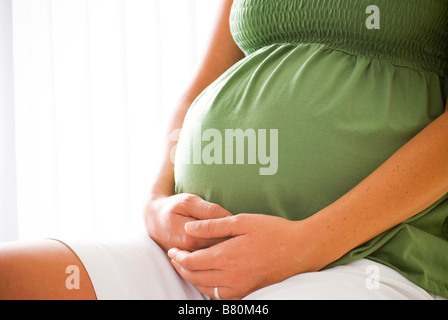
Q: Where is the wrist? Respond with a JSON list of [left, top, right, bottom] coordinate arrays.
[[292, 214, 351, 271], [148, 180, 175, 202], [143, 193, 169, 228], [148, 192, 171, 202]]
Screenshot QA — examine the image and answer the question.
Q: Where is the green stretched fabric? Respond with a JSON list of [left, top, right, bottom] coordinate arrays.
[[174, 0, 448, 297]]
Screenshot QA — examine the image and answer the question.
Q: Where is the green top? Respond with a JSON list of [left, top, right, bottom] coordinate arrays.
[[175, 0, 448, 297]]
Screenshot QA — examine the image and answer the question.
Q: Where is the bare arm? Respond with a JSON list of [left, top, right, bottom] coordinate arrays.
[[169, 102, 448, 299], [143, 0, 244, 252], [303, 102, 448, 270], [164, 2, 448, 299], [149, 0, 244, 200]]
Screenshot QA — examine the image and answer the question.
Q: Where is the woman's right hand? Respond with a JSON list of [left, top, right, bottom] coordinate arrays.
[[143, 193, 233, 252]]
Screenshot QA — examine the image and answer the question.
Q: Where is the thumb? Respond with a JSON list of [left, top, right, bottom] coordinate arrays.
[[184, 216, 245, 239], [183, 195, 233, 220]]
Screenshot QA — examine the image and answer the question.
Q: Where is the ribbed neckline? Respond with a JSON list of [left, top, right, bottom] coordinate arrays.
[[230, 0, 448, 77]]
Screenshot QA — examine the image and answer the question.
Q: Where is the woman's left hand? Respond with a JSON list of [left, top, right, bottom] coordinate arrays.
[[167, 213, 320, 300]]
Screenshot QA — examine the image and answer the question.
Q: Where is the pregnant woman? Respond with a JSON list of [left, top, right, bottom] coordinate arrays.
[[1, 0, 447, 300]]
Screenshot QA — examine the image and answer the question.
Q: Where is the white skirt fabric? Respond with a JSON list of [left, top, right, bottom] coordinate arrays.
[[59, 229, 446, 300]]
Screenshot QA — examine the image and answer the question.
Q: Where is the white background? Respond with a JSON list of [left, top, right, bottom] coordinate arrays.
[[0, 0, 222, 241]]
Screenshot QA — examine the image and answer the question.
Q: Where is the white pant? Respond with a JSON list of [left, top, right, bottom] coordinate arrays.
[[60, 229, 445, 300]]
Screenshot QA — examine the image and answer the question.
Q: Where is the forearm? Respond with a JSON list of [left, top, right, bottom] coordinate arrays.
[[302, 109, 448, 270], [149, 95, 196, 200], [149, 74, 225, 200], [148, 0, 244, 202]]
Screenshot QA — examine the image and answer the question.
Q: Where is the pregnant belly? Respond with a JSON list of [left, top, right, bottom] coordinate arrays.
[[174, 43, 443, 220]]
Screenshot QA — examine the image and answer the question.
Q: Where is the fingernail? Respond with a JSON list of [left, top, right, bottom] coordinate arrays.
[[185, 221, 198, 233], [167, 248, 178, 258]]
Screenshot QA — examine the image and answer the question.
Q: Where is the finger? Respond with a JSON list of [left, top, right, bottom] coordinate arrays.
[[187, 236, 230, 251], [168, 247, 218, 271], [185, 215, 245, 239], [177, 194, 233, 220], [188, 200, 233, 220], [195, 285, 244, 301], [169, 248, 246, 300], [169, 259, 221, 288], [170, 258, 240, 300]]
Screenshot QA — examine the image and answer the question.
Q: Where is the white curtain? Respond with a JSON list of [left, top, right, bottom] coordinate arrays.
[[1, 0, 18, 242], [5, 0, 221, 241]]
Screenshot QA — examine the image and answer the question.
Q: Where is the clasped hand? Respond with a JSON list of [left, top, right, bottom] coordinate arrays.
[[146, 194, 316, 300]]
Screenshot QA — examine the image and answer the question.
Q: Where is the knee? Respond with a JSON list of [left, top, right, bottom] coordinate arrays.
[[0, 240, 96, 300], [0, 242, 28, 299]]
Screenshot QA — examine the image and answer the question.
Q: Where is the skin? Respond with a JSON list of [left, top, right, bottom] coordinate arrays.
[[143, 0, 245, 254], [158, 0, 448, 299], [168, 107, 448, 300], [0, 239, 96, 300], [1, 0, 447, 300], [0, 0, 242, 300]]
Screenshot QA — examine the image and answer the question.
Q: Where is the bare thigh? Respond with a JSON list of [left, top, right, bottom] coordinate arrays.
[[0, 239, 96, 300]]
